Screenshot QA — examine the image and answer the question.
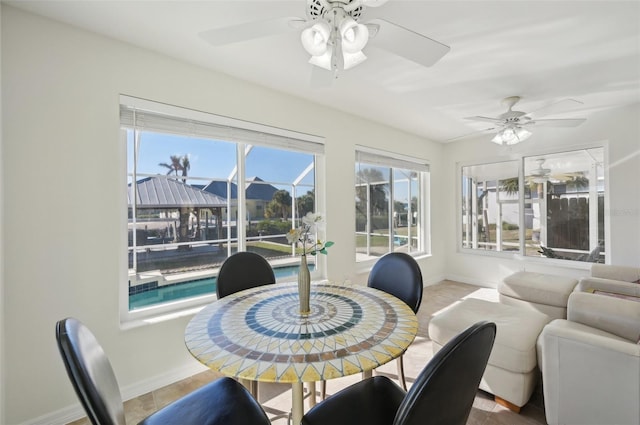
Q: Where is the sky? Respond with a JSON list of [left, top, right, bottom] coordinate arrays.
[[126, 130, 418, 202], [127, 130, 315, 190]]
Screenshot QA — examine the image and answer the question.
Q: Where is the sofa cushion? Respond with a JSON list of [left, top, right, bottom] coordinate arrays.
[[591, 264, 640, 283], [429, 298, 551, 374], [593, 289, 640, 302], [499, 271, 578, 307], [568, 292, 640, 342]]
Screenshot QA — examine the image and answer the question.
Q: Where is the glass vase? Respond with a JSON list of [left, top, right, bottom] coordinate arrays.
[[298, 254, 311, 314]]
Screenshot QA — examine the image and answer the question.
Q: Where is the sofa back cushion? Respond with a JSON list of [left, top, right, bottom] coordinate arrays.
[[591, 264, 640, 283], [568, 292, 640, 342]]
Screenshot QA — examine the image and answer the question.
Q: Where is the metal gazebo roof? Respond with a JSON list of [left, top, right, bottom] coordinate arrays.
[[128, 176, 228, 208]]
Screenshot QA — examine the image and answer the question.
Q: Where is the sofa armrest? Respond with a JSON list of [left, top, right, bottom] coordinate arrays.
[[538, 319, 640, 425], [568, 292, 640, 342], [576, 277, 640, 298], [591, 264, 640, 282]]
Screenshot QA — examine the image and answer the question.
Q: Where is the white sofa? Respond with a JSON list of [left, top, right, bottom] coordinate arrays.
[[575, 264, 640, 298], [537, 291, 640, 425]]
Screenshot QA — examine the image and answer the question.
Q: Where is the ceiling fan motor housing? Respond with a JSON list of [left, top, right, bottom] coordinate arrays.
[[308, 0, 363, 21]]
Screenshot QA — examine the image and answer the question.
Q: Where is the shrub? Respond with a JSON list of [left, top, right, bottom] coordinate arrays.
[[502, 221, 519, 231], [254, 220, 291, 236]]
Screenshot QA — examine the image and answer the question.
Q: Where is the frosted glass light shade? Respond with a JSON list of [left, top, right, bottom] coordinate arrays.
[[339, 17, 369, 54], [304, 15, 369, 72], [301, 21, 331, 56], [309, 48, 333, 70], [343, 50, 367, 69], [491, 127, 532, 145]]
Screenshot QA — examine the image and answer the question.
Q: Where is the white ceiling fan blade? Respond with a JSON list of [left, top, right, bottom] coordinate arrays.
[[309, 65, 336, 88], [360, 0, 391, 7], [524, 98, 584, 118], [365, 23, 380, 38], [444, 127, 497, 143], [367, 18, 450, 67], [550, 172, 585, 182], [464, 116, 503, 124], [199, 17, 304, 46], [529, 118, 587, 127]]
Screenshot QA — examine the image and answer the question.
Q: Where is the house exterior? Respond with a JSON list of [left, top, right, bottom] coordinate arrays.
[[203, 176, 279, 222]]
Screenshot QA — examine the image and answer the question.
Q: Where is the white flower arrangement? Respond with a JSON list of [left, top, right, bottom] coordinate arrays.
[[286, 212, 334, 256]]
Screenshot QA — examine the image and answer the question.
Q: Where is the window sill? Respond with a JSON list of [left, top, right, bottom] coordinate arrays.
[[120, 305, 207, 330], [120, 293, 216, 330], [457, 248, 595, 272]]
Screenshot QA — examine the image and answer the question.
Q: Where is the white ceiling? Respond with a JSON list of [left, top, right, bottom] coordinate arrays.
[[6, 0, 640, 143]]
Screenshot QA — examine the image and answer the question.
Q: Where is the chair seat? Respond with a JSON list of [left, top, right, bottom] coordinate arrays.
[[139, 377, 270, 425], [303, 376, 405, 425], [304, 321, 496, 425], [56, 317, 270, 425]]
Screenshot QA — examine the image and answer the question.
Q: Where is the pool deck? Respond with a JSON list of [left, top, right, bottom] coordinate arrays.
[[131, 245, 312, 289]]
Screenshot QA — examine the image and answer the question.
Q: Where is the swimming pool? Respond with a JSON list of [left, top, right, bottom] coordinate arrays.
[[129, 264, 313, 310]]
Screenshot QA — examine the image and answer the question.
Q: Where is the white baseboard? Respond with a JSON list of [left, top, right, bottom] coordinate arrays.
[[21, 362, 207, 425], [119, 362, 207, 402], [444, 273, 496, 289], [423, 274, 446, 287]]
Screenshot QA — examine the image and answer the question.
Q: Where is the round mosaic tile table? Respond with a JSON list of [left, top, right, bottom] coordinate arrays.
[[185, 282, 418, 423]]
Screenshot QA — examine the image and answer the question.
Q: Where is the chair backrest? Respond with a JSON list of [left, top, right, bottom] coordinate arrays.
[[216, 251, 276, 299], [138, 377, 272, 425], [367, 252, 423, 313], [56, 318, 126, 425], [394, 321, 496, 425]]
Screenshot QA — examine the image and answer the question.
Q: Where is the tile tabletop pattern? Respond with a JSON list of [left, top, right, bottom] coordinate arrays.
[[185, 282, 418, 383]]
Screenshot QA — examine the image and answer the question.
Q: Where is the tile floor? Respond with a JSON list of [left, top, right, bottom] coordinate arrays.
[[68, 280, 548, 425]]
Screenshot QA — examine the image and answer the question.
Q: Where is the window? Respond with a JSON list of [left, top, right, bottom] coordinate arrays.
[[121, 96, 324, 319], [460, 147, 605, 263], [355, 148, 429, 262], [461, 160, 520, 252], [523, 148, 605, 262]]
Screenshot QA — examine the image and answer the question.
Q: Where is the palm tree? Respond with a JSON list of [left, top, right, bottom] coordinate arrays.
[[296, 191, 315, 218], [265, 190, 292, 220], [158, 155, 183, 176], [159, 154, 192, 247], [356, 168, 388, 215], [180, 155, 190, 183]]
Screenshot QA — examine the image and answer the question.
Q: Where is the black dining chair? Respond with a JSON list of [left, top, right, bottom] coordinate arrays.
[[368, 252, 423, 390], [216, 251, 276, 299], [302, 321, 497, 425], [56, 317, 271, 425], [321, 252, 423, 399], [215, 251, 290, 421]]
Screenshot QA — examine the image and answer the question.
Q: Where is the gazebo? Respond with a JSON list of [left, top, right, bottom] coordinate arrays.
[[128, 176, 230, 245]]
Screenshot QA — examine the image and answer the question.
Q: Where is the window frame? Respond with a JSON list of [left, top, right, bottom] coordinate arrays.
[[120, 96, 325, 324], [355, 146, 431, 267], [457, 144, 608, 266], [460, 159, 521, 253]]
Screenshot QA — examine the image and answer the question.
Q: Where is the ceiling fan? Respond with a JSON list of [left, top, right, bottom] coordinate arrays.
[[527, 158, 586, 185], [452, 96, 587, 145], [528, 159, 552, 183], [199, 0, 450, 78]]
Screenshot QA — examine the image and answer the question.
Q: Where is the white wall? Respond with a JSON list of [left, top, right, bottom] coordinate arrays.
[[0, 3, 5, 424], [1, 6, 446, 424], [443, 103, 640, 287]]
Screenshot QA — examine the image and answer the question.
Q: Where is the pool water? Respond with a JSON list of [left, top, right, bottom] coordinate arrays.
[[129, 264, 313, 310]]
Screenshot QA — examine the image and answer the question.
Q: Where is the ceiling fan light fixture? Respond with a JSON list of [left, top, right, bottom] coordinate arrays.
[[308, 47, 333, 70], [301, 21, 331, 56], [343, 49, 367, 69], [491, 127, 532, 145], [339, 17, 369, 54], [307, 26, 368, 72]]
